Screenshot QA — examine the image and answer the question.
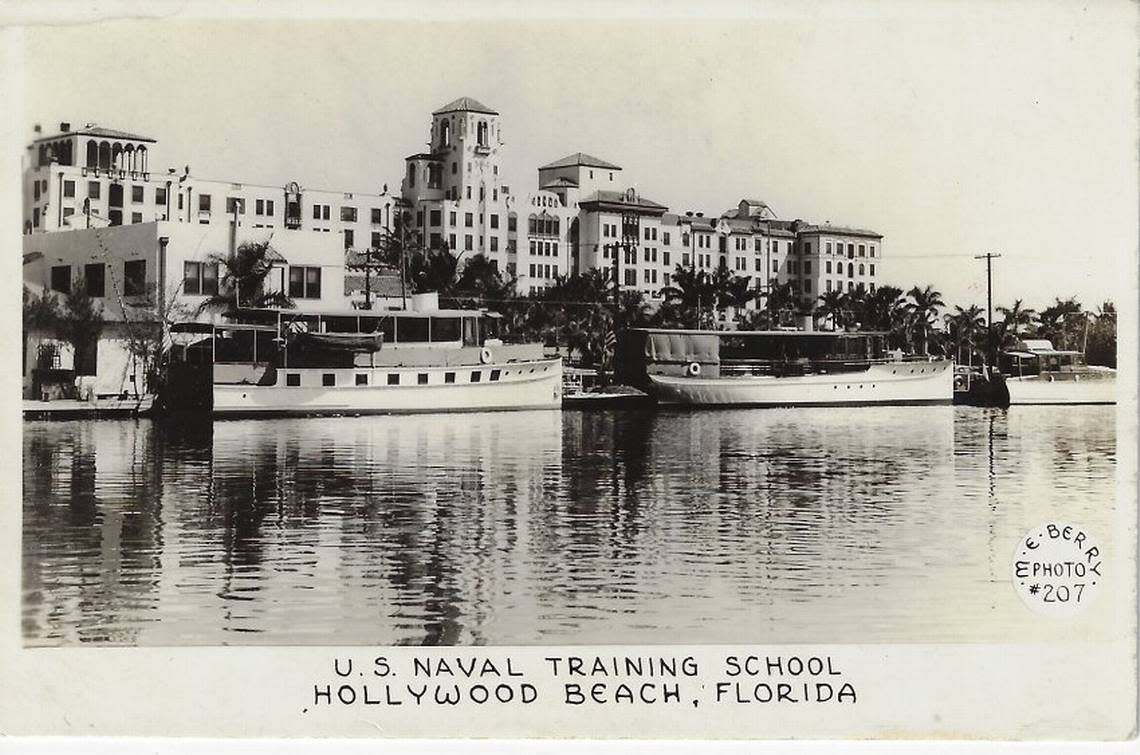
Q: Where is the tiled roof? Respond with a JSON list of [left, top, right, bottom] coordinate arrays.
[[796, 223, 882, 239], [35, 125, 156, 144], [579, 189, 667, 211], [432, 97, 498, 116], [539, 152, 622, 171], [540, 176, 579, 189]]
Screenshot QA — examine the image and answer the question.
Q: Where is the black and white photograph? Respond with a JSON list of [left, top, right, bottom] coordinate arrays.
[[4, 1, 1136, 744]]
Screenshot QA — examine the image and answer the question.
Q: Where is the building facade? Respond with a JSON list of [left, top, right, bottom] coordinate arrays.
[[23, 122, 401, 257]]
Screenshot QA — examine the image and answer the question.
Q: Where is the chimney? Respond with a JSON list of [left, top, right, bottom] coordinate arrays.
[[59, 122, 71, 132]]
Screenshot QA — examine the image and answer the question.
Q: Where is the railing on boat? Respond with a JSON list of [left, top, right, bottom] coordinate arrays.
[[717, 356, 941, 378]]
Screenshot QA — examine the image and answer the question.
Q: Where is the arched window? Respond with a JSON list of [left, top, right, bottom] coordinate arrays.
[[137, 145, 147, 172], [98, 141, 111, 170], [439, 119, 451, 148], [86, 140, 98, 168], [858, 264, 865, 276], [476, 121, 488, 147], [111, 142, 123, 170], [847, 262, 854, 278], [124, 144, 135, 171]]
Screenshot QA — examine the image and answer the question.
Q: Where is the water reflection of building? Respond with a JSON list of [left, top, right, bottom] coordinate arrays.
[[23, 421, 165, 645], [192, 412, 563, 644]]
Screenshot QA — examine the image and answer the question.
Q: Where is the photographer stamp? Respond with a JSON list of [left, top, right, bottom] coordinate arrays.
[[1013, 522, 1103, 618]]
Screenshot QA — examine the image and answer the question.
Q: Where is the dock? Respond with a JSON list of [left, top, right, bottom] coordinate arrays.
[[23, 396, 155, 420]]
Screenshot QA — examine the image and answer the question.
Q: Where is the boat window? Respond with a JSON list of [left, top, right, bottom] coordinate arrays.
[[358, 316, 381, 334], [355, 373, 368, 386], [399, 316, 430, 343], [490, 369, 501, 382], [471, 370, 481, 383], [378, 317, 395, 343], [462, 317, 479, 346], [322, 373, 335, 387], [417, 373, 428, 385], [387, 373, 400, 385], [325, 316, 360, 333], [286, 373, 301, 386], [431, 317, 461, 342], [482, 316, 501, 341], [444, 371, 456, 384]]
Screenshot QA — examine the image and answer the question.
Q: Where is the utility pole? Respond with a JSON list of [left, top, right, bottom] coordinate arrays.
[[974, 252, 1001, 363]]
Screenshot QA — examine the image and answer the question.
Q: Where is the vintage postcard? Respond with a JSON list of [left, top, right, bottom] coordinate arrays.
[[1, 0, 1136, 746]]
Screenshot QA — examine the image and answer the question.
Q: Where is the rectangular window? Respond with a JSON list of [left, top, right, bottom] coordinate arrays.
[[465, 235, 473, 251], [155, 186, 166, 206], [312, 204, 321, 220], [344, 229, 354, 249], [448, 234, 455, 249], [805, 261, 812, 274], [199, 194, 212, 212], [490, 237, 499, 252], [265, 199, 274, 216], [387, 373, 400, 386], [88, 181, 100, 199], [870, 264, 876, 276], [322, 373, 336, 387], [466, 186, 472, 199], [50, 265, 71, 294], [355, 373, 368, 386], [529, 263, 535, 277], [63, 207, 75, 218], [183, 262, 208, 295], [132, 185, 144, 203], [490, 369, 501, 382], [449, 211, 457, 226], [826, 279, 833, 291], [371, 231, 382, 248], [430, 210, 441, 226], [444, 371, 456, 384], [284, 373, 301, 386], [288, 266, 322, 299], [341, 206, 357, 222], [490, 214, 499, 229], [124, 259, 146, 296], [859, 244, 866, 257], [417, 373, 429, 385], [826, 242, 832, 254], [226, 197, 245, 214], [848, 243, 855, 257], [63, 180, 75, 198], [870, 245, 876, 257], [470, 370, 481, 383], [256, 199, 264, 215], [508, 215, 517, 232], [465, 212, 473, 228], [826, 261, 833, 274], [130, 212, 142, 223]]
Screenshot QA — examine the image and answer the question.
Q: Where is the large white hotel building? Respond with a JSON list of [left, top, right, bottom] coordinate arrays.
[[23, 96, 883, 312]]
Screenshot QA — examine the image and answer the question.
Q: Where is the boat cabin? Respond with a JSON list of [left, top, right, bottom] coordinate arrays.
[[615, 328, 895, 385], [1001, 339, 1088, 378]]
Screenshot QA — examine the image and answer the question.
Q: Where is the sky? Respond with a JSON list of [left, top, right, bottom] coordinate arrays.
[[12, 2, 1138, 312]]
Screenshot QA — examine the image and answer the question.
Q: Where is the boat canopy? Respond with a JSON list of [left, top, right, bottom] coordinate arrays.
[[644, 332, 721, 364]]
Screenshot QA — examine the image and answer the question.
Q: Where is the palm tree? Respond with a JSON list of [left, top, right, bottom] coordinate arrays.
[[198, 240, 293, 313], [905, 285, 945, 356], [661, 265, 713, 328], [1037, 297, 1083, 350], [944, 304, 985, 364], [814, 289, 846, 331]]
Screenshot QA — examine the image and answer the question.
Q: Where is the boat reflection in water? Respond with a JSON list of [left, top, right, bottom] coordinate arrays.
[[22, 405, 1116, 646]]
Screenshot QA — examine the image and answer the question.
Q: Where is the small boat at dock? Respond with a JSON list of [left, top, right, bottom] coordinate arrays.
[[1000, 340, 1115, 405]]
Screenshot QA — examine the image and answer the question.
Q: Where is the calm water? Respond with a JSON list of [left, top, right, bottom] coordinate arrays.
[[23, 406, 1118, 646]]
